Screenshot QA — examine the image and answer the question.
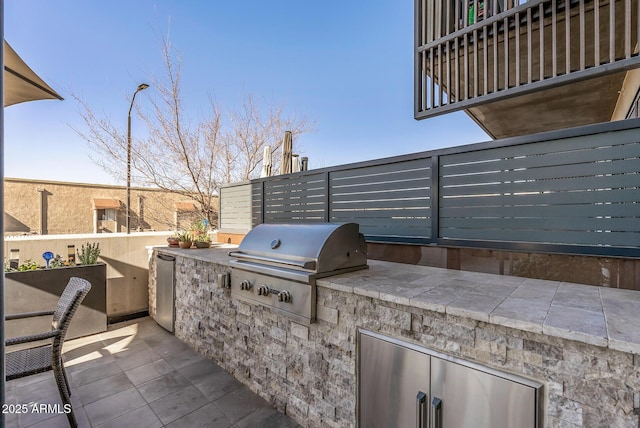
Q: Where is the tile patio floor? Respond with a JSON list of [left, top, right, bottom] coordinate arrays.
[[5, 317, 300, 428]]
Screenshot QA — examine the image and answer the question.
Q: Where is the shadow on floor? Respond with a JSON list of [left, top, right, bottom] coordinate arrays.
[[5, 317, 300, 428]]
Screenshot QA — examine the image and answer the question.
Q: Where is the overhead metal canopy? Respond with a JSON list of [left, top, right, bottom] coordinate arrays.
[[4, 40, 63, 107]]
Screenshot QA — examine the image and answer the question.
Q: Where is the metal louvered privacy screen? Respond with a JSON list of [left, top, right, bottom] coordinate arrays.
[[329, 158, 431, 240], [264, 173, 327, 223], [219, 120, 640, 257]]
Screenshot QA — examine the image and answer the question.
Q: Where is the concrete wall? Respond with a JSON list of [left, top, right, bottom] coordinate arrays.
[[5, 232, 170, 319], [5, 264, 107, 340], [4, 177, 208, 235]]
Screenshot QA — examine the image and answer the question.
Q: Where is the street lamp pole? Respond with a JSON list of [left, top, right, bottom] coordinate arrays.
[[126, 83, 149, 234]]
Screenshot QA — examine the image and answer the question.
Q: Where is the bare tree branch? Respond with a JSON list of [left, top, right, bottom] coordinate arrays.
[[70, 35, 314, 228]]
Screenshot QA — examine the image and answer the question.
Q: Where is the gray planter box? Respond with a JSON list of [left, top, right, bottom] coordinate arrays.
[[5, 263, 107, 340]]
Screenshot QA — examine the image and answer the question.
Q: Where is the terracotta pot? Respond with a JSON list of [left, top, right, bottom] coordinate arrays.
[[167, 237, 179, 247], [178, 240, 193, 249]]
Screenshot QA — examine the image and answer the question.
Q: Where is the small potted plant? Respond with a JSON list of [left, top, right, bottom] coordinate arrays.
[[191, 220, 211, 248], [167, 232, 180, 247], [177, 231, 193, 249], [193, 232, 212, 248], [77, 242, 101, 265]]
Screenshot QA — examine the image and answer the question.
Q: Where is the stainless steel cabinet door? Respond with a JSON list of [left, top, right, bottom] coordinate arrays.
[[156, 254, 175, 333], [430, 357, 537, 428], [359, 333, 431, 428]]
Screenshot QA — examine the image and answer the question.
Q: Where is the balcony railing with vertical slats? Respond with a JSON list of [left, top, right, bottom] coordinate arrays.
[[415, 0, 640, 119]]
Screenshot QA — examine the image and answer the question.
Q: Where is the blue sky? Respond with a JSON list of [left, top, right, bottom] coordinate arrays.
[[4, 1, 489, 185]]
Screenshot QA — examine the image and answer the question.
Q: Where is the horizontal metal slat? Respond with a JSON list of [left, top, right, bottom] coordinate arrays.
[[330, 207, 431, 218], [440, 188, 640, 208], [332, 177, 430, 194], [265, 185, 326, 194], [331, 188, 430, 203], [265, 192, 326, 202], [331, 187, 431, 202], [440, 174, 640, 196], [441, 158, 640, 186], [440, 216, 640, 232], [265, 177, 326, 187], [265, 204, 322, 215], [265, 172, 325, 182], [439, 143, 640, 176], [329, 217, 428, 228], [265, 179, 325, 191], [331, 168, 431, 188], [221, 203, 252, 210], [441, 128, 640, 166], [264, 217, 326, 223], [359, 224, 431, 238], [331, 198, 431, 210], [330, 158, 430, 181], [439, 228, 639, 247], [264, 208, 326, 215], [264, 203, 325, 210], [441, 203, 640, 218], [223, 196, 252, 203], [264, 210, 326, 216]]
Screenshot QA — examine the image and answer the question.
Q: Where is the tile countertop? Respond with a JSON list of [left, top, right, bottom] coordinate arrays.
[[318, 260, 640, 355], [155, 247, 640, 355], [155, 244, 237, 263]]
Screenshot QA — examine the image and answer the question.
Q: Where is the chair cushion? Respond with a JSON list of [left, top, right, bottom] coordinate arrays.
[[5, 345, 53, 380]]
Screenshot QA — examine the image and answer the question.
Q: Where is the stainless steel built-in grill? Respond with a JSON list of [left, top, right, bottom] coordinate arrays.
[[229, 223, 368, 324]]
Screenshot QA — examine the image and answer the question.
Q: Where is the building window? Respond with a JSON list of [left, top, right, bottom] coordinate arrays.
[[626, 88, 640, 119], [97, 208, 116, 221]]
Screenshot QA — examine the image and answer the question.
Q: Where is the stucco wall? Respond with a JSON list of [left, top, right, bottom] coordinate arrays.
[[4, 178, 211, 235]]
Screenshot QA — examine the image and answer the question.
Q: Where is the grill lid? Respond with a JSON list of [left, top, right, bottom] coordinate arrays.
[[229, 222, 367, 274]]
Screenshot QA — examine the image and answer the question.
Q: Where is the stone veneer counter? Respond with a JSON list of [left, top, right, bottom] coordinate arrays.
[[154, 246, 640, 354], [150, 246, 640, 427]]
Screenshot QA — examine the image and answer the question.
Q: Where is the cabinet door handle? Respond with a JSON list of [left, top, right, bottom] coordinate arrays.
[[432, 397, 442, 428], [416, 391, 427, 428]]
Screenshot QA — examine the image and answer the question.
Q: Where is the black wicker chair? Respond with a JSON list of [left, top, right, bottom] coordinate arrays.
[[5, 277, 92, 428]]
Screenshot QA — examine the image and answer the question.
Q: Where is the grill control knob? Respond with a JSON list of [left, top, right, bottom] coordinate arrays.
[[258, 284, 270, 296], [278, 290, 292, 303], [240, 280, 252, 291]]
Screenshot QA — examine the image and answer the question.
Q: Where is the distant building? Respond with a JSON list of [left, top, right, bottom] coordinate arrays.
[[3, 178, 214, 235]]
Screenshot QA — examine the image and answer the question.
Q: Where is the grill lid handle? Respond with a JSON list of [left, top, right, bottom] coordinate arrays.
[[228, 251, 316, 271]]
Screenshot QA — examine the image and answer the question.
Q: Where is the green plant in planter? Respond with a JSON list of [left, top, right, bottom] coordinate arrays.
[[191, 219, 207, 233], [167, 231, 180, 247], [3, 258, 38, 272], [17, 259, 38, 271], [191, 219, 211, 247], [176, 231, 193, 249], [193, 232, 211, 243], [77, 242, 101, 265], [176, 231, 192, 241], [49, 254, 67, 268], [193, 231, 211, 248]]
